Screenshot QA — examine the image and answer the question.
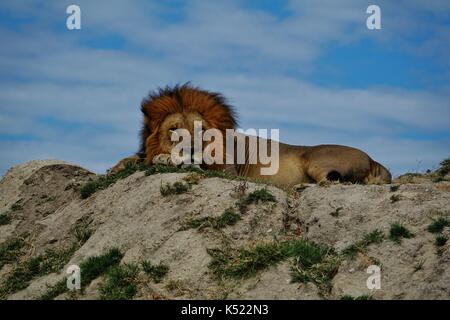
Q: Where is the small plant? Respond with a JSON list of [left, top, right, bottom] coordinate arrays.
[[390, 195, 401, 203], [207, 243, 285, 279], [80, 162, 147, 199], [0, 244, 77, 298], [342, 229, 385, 258], [427, 217, 450, 234], [182, 172, 203, 185], [390, 185, 400, 192], [214, 208, 241, 228], [39, 247, 123, 300], [70, 215, 93, 246], [413, 259, 425, 273], [207, 239, 339, 291], [289, 242, 339, 290], [0, 237, 27, 269], [233, 181, 249, 197], [160, 181, 190, 196], [78, 248, 123, 288], [11, 203, 23, 211], [435, 235, 448, 247], [99, 263, 139, 300], [40, 279, 67, 300], [0, 213, 11, 226], [330, 207, 343, 217], [389, 223, 414, 243], [237, 188, 277, 213], [181, 208, 241, 231], [142, 261, 169, 283]]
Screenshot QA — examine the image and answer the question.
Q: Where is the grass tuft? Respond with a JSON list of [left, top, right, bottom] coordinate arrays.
[[207, 239, 339, 290], [142, 261, 169, 283], [390, 195, 401, 203], [39, 247, 124, 300], [427, 217, 450, 234], [390, 185, 400, 192], [11, 203, 23, 211], [99, 263, 139, 300], [0, 237, 27, 269], [160, 181, 190, 196], [1, 244, 77, 298], [389, 223, 414, 243], [0, 213, 11, 226], [342, 229, 385, 258], [435, 235, 448, 247], [80, 162, 147, 199], [181, 208, 241, 231], [238, 188, 277, 213]]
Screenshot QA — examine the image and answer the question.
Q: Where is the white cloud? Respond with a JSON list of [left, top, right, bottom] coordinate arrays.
[[0, 0, 449, 177]]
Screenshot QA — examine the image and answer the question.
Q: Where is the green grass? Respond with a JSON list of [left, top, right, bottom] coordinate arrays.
[[214, 208, 241, 228], [435, 235, 448, 247], [145, 164, 252, 183], [330, 207, 343, 217], [0, 244, 77, 298], [342, 229, 385, 258], [390, 185, 400, 192], [207, 243, 286, 279], [78, 248, 123, 288], [142, 261, 169, 283], [0, 237, 26, 269], [0, 213, 11, 226], [70, 216, 93, 246], [10, 203, 23, 211], [238, 188, 277, 213], [40, 279, 68, 300], [181, 208, 241, 231], [340, 294, 373, 300], [39, 247, 124, 300], [389, 223, 414, 243], [427, 217, 450, 234], [413, 259, 426, 273], [80, 162, 147, 199], [390, 195, 401, 203], [99, 263, 139, 300], [288, 241, 339, 289], [160, 181, 191, 196], [207, 239, 339, 289]]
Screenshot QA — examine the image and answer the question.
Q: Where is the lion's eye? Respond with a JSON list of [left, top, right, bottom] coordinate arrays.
[[169, 127, 177, 132]]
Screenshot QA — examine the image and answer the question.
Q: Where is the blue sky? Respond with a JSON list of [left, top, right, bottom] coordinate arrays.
[[0, 0, 449, 177]]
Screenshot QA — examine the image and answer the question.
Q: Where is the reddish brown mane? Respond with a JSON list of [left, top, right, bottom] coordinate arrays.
[[138, 84, 237, 162]]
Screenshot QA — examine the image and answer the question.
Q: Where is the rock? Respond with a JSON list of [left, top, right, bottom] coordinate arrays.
[[0, 160, 449, 300]]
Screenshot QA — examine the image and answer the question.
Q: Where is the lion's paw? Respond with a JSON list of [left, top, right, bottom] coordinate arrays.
[[152, 154, 175, 166]]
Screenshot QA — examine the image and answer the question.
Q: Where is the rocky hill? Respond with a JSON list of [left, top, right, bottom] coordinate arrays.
[[1, 159, 450, 300]]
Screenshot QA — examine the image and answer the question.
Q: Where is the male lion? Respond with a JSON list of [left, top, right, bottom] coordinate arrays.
[[112, 84, 391, 187]]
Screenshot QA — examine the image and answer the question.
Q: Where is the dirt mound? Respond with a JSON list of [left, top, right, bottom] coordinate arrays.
[[1, 160, 449, 300]]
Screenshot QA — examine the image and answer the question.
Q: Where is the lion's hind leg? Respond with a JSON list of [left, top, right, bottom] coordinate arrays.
[[306, 165, 345, 184]]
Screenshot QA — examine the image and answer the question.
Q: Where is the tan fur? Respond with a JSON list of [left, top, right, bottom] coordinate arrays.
[[111, 85, 392, 187]]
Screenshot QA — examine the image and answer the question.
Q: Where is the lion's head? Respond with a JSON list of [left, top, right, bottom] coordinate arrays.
[[139, 84, 237, 167]]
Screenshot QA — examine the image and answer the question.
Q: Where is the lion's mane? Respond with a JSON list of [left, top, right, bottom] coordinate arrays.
[[138, 84, 238, 163]]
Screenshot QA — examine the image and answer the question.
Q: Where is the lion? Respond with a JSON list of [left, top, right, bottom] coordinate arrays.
[[112, 84, 392, 187]]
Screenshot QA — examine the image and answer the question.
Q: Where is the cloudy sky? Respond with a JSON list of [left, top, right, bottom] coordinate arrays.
[[0, 0, 449, 177]]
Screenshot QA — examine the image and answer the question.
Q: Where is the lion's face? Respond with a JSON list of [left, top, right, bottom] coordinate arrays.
[[139, 84, 237, 166], [157, 111, 213, 156]]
